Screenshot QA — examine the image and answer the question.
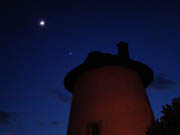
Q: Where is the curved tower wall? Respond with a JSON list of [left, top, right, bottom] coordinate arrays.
[[67, 66, 154, 135]]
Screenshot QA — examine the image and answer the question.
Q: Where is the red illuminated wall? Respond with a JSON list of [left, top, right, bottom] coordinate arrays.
[[67, 66, 154, 135]]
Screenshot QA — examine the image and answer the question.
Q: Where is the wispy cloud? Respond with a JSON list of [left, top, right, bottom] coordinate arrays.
[[50, 90, 71, 103], [0, 132, 17, 135], [39, 121, 45, 127], [0, 109, 19, 126], [150, 73, 177, 90], [38, 121, 61, 127], [16, 122, 22, 127], [0, 110, 13, 125], [51, 121, 60, 126]]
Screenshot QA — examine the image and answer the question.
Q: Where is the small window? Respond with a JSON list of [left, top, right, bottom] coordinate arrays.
[[87, 121, 101, 135]]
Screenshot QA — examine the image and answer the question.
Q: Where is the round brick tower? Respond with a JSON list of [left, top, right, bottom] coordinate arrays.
[[64, 42, 154, 135]]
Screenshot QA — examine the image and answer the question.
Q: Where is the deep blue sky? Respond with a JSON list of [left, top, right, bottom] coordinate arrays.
[[2, 0, 180, 135]]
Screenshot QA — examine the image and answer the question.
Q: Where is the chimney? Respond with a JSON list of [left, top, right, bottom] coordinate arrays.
[[117, 41, 129, 59]]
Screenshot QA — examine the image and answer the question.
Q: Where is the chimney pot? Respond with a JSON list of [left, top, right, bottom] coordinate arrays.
[[117, 41, 129, 58]]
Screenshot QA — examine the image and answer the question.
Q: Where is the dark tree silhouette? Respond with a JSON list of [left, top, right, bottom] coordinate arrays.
[[147, 97, 180, 135]]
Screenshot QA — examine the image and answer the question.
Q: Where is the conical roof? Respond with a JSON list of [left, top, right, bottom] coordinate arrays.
[[64, 41, 154, 93]]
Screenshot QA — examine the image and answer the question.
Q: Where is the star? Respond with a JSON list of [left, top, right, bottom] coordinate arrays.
[[68, 52, 72, 56], [39, 20, 45, 27]]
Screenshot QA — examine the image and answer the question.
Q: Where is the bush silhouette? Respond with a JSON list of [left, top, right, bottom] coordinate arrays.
[[147, 97, 180, 135]]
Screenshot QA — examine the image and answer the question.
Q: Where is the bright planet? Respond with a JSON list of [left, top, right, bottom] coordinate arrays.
[[39, 20, 45, 26]]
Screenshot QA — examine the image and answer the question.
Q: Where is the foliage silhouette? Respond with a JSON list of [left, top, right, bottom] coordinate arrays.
[[147, 97, 180, 135]]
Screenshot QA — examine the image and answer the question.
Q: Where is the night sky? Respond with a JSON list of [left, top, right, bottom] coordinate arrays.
[[2, 0, 180, 135]]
